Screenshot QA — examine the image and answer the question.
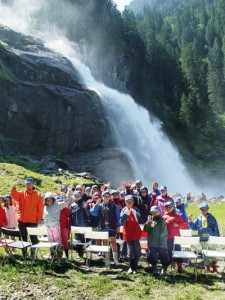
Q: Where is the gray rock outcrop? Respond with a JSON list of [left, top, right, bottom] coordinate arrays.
[[0, 25, 108, 156]]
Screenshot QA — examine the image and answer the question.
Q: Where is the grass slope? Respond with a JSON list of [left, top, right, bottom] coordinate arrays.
[[0, 162, 94, 195]]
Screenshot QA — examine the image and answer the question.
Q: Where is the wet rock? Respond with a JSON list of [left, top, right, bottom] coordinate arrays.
[[0, 25, 109, 157], [62, 147, 134, 187]]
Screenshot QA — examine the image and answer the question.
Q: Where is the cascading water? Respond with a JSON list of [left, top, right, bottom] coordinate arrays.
[[0, 0, 197, 193]]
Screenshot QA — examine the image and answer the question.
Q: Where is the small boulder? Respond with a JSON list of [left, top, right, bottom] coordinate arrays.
[[192, 192, 207, 203]]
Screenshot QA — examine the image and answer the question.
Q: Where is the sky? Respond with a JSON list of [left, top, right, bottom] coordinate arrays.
[[113, 0, 132, 11]]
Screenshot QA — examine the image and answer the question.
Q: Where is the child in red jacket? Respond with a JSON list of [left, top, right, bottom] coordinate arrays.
[[0, 195, 8, 236], [163, 201, 187, 273], [120, 195, 142, 274], [56, 195, 70, 259]]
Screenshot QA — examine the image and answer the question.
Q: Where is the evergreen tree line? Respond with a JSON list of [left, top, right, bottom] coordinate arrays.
[[120, 0, 225, 164]]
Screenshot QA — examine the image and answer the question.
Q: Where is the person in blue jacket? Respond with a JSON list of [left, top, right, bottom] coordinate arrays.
[[90, 190, 121, 266], [174, 192, 192, 223], [188, 203, 220, 273]]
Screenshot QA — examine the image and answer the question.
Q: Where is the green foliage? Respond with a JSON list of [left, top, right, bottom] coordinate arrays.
[[0, 162, 94, 195]]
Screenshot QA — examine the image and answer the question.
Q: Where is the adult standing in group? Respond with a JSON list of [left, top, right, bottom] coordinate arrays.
[[11, 178, 44, 257], [134, 187, 151, 224]]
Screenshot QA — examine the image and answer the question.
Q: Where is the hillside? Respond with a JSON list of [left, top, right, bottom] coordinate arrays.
[[0, 162, 95, 195]]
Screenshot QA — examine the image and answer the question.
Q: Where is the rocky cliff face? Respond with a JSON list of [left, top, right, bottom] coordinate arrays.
[[0, 25, 134, 184], [0, 25, 109, 156]]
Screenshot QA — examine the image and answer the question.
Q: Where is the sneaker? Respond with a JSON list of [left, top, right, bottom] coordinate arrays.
[[133, 271, 137, 275], [161, 268, 167, 276], [127, 268, 133, 274], [98, 252, 103, 257], [114, 259, 119, 266]]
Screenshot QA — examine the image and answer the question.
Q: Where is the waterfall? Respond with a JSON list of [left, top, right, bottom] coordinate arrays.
[[0, 0, 197, 194]]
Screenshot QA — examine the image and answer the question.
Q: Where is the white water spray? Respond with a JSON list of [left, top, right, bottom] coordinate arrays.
[[0, 0, 197, 194]]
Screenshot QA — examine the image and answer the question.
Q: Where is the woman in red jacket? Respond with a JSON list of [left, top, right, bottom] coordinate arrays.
[[163, 201, 187, 273]]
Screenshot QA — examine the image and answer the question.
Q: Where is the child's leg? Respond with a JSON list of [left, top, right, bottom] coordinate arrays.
[[166, 238, 173, 264], [121, 242, 128, 258], [148, 247, 158, 275], [61, 227, 69, 258], [132, 240, 141, 273], [76, 233, 85, 258], [110, 236, 117, 253], [111, 236, 119, 265], [158, 247, 169, 267], [127, 241, 135, 272], [47, 225, 62, 259], [147, 247, 158, 266], [158, 247, 170, 275]]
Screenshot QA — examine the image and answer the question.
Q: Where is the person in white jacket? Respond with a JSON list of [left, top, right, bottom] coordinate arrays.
[[4, 196, 17, 242], [44, 192, 71, 259]]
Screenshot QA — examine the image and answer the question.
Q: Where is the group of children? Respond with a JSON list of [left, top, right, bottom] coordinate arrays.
[[0, 179, 220, 275]]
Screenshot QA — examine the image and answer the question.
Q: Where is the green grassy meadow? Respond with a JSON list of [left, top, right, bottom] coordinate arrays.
[[0, 162, 95, 195], [0, 163, 225, 300]]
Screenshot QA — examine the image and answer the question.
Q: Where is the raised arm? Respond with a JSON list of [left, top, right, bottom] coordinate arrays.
[[11, 180, 23, 202]]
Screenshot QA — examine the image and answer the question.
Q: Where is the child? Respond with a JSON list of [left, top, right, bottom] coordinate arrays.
[[56, 195, 70, 259], [90, 190, 121, 266], [111, 190, 124, 209], [188, 203, 219, 273], [83, 186, 92, 202], [151, 186, 173, 216], [86, 192, 101, 230], [60, 185, 73, 203], [70, 191, 90, 258], [174, 192, 191, 222], [0, 195, 8, 236], [4, 196, 17, 229], [120, 195, 142, 274], [119, 191, 126, 206], [144, 206, 169, 276], [44, 192, 71, 260], [163, 201, 187, 273]]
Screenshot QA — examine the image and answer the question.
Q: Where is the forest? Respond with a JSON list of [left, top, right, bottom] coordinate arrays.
[[72, 0, 225, 172]]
